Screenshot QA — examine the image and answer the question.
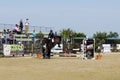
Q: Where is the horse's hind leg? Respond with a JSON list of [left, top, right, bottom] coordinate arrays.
[[47, 49, 51, 59], [42, 53, 45, 59]]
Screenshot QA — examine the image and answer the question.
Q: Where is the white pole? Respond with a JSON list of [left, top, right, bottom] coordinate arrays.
[[94, 38, 95, 57]]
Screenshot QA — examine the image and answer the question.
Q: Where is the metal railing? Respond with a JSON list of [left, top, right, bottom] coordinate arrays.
[[0, 23, 54, 33], [0, 23, 54, 56]]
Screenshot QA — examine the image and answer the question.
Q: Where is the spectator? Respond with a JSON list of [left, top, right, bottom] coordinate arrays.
[[54, 32, 57, 38], [9, 31, 14, 44], [19, 19, 24, 32], [3, 29, 9, 44], [13, 24, 21, 34], [25, 19, 29, 34], [18, 42, 24, 56], [6, 31, 10, 44], [32, 30, 36, 44], [7, 29, 10, 33], [1, 32, 5, 44]]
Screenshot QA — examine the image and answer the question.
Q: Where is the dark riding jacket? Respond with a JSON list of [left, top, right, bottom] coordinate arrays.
[[48, 32, 54, 39]]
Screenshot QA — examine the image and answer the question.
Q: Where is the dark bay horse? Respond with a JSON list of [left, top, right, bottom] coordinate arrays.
[[42, 36, 61, 59]]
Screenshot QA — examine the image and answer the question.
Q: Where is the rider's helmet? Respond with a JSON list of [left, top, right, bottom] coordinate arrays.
[[50, 30, 53, 33]]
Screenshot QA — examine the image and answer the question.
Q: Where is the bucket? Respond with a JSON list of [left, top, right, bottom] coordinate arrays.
[[66, 51, 70, 57], [96, 54, 102, 60], [37, 54, 42, 58]]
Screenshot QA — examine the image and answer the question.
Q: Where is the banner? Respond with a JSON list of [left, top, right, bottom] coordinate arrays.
[[3, 44, 11, 56], [102, 44, 111, 53], [3, 44, 23, 56], [10, 45, 23, 51]]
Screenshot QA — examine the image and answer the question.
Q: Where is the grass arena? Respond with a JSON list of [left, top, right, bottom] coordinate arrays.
[[0, 53, 120, 80]]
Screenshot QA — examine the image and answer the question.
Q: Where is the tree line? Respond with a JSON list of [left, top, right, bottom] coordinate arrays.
[[60, 28, 120, 52], [36, 28, 120, 52]]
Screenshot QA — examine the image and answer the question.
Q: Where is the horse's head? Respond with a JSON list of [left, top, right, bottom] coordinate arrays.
[[42, 38, 49, 45], [54, 36, 61, 44]]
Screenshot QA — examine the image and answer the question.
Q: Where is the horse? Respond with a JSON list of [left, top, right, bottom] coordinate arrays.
[[42, 36, 61, 59]]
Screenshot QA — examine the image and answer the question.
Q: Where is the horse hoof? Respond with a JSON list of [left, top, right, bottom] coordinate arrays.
[[22, 54, 24, 57]]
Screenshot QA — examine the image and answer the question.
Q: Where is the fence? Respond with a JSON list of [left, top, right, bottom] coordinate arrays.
[[0, 23, 54, 56], [0, 23, 54, 33]]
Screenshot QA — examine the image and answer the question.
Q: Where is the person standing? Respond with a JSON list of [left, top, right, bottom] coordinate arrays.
[[18, 42, 24, 56], [19, 19, 24, 32], [9, 31, 14, 44], [32, 30, 36, 44], [25, 18, 29, 34], [54, 32, 57, 38]]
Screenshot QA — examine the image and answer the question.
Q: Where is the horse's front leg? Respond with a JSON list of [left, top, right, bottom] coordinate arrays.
[[42, 47, 46, 59], [47, 49, 51, 59]]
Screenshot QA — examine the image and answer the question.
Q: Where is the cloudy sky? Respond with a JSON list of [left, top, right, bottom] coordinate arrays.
[[0, 0, 120, 37]]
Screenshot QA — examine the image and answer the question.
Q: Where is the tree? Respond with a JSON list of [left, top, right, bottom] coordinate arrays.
[[73, 32, 86, 37], [107, 31, 119, 38], [93, 32, 107, 52], [60, 28, 86, 50], [60, 28, 73, 49], [60, 28, 86, 39], [93, 31, 119, 52], [60, 28, 73, 39]]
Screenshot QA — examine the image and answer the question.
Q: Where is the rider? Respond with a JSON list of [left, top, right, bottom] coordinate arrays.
[[48, 30, 54, 43]]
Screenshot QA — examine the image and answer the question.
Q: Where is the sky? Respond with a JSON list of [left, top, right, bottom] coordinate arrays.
[[0, 0, 120, 37]]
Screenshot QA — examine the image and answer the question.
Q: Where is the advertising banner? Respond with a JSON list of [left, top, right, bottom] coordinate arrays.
[[102, 44, 111, 53], [3, 44, 11, 56], [3, 44, 23, 56]]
